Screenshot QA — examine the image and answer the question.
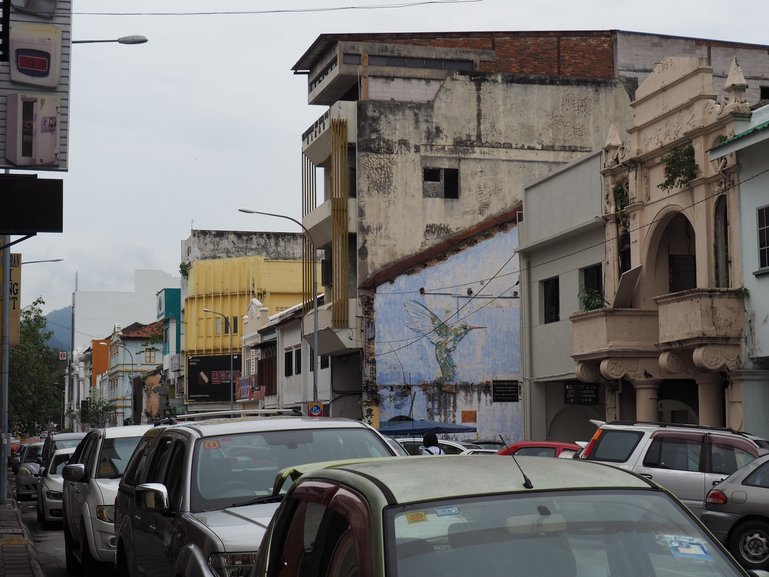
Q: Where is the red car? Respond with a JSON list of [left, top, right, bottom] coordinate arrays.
[[497, 441, 582, 458]]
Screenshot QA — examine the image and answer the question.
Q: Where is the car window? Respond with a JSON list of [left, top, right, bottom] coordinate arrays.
[[745, 461, 769, 488], [643, 437, 701, 472], [440, 443, 465, 455], [161, 441, 186, 512], [709, 437, 757, 476], [50, 453, 71, 475], [122, 434, 157, 486], [23, 445, 43, 461], [191, 428, 395, 511], [515, 446, 557, 457], [146, 435, 176, 484], [79, 435, 99, 472], [95, 436, 145, 479], [588, 430, 643, 462]]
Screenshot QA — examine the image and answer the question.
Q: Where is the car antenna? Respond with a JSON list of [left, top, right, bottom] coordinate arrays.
[[499, 434, 533, 489]]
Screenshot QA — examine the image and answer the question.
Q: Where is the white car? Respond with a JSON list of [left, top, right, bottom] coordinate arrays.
[[37, 447, 75, 527], [62, 424, 154, 576], [393, 436, 484, 455]]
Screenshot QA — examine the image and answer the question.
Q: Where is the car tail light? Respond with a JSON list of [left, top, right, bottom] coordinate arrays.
[[581, 429, 603, 459], [706, 489, 728, 505]]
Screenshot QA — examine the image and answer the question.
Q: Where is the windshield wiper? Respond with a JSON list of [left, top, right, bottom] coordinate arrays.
[[235, 495, 284, 507]]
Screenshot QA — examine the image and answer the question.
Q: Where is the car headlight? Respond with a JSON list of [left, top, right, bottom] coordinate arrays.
[[96, 505, 115, 523], [208, 552, 257, 577], [46, 491, 63, 500]]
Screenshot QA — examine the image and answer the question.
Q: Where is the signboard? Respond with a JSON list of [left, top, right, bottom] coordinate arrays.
[[0, 252, 21, 347], [564, 382, 600, 405], [307, 401, 323, 417], [0, 0, 71, 171], [492, 380, 520, 403], [0, 175, 63, 233], [187, 354, 242, 403]]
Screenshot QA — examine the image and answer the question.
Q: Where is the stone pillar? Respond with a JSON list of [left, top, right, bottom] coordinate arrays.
[[696, 373, 725, 427], [632, 379, 661, 422]]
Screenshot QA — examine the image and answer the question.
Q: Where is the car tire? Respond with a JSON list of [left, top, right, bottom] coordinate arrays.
[[729, 520, 769, 571], [63, 520, 81, 575]]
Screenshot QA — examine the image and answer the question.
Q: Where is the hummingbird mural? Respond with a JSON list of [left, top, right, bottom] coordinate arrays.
[[404, 301, 484, 382]]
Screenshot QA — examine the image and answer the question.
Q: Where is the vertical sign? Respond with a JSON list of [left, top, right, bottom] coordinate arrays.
[[0, 252, 21, 346]]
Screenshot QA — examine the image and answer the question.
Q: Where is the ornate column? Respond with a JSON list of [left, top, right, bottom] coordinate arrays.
[[695, 372, 725, 427], [632, 379, 661, 422]]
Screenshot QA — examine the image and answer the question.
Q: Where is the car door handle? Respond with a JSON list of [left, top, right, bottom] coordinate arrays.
[[639, 473, 653, 479], [134, 514, 142, 522], [148, 524, 157, 533]]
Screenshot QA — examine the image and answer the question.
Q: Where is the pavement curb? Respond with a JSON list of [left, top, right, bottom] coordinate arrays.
[[0, 499, 45, 577]]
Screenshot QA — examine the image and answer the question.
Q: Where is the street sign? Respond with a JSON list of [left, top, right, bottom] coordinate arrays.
[[307, 402, 323, 417], [58, 351, 67, 361], [0, 253, 21, 347]]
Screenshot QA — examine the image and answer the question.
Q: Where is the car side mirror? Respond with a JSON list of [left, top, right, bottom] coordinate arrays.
[[62, 463, 87, 483], [135, 483, 171, 514]]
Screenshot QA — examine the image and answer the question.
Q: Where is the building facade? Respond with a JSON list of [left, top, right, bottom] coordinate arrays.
[[571, 57, 769, 437], [292, 30, 769, 430]]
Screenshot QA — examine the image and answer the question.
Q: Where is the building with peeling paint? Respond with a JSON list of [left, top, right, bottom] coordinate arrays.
[[291, 30, 769, 433]]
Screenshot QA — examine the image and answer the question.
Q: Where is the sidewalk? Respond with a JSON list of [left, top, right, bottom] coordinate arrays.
[[0, 500, 45, 577]]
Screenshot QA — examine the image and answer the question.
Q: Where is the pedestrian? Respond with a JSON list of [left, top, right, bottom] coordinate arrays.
[[420, 432, 444, 455]]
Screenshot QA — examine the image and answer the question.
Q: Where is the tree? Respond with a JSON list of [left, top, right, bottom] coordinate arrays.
[[9, 298, 66, 435]]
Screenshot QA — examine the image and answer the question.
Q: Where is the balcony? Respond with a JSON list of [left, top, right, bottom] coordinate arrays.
[[302, 101, 357, 166], [654, 288, 745, 348], [571, 308, 659, 360]]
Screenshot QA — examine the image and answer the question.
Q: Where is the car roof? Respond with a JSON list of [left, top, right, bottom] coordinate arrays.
[[300, 455, 653, 504], [158, 416, 380, 437], [89, 424, 155, 439], [49, 432, 87, 440], [593, 419, 768, 440]]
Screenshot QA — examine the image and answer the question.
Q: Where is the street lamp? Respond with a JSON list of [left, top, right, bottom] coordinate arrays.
[[238, 208, 319, 404], [21, 258, 63, 265], [202, 308, 235, 411], [72, 35, 148, 45]]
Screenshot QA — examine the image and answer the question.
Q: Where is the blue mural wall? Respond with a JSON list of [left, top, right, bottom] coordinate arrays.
[[375, 225, 523, 441]]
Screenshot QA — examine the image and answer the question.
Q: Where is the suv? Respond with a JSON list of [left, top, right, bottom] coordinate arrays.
[[114, 412, 401, 577], [40, 431, 87, 477], [581, 420, 769, 517], [62, 424, 153, 576]]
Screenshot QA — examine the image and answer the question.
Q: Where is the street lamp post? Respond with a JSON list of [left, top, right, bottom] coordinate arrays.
[[202, 309, 235, 411], [72, 35, 148, 45], [238, 208, 319, 404]]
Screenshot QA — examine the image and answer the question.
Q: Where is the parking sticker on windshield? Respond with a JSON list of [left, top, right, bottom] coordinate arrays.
[[406, 512, 427, 523], [657, 535, 713, 561], [435, 507, 460, 517]]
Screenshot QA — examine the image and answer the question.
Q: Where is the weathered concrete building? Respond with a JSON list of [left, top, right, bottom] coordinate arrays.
[[291, 30, 769, 434], [571, 57, 769, 437]]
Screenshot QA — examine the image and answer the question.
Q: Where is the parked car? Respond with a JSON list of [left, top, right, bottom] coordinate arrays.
[[394, 437, 483, 455], [37, 447, 76, 528], [114, 412, 402, 577], [580, 420, 769, 517], [497, 440, 583, 458], [15, 441, 44, 500], [40, 431, 87, 477], [62, 424, 153, 576], [702, 452, 769, 571], [252, 455, 752, 577], [472, 439, 507, 451]]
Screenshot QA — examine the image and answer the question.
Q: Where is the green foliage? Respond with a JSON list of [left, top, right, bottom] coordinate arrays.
[[179, 261, 191, 278], [579, 288, 608, 311], [613, 183, 629, 211], [9, 298, 66, 435], [735, 286, 750, 298], [659, 144, 697, 191], [78, 394, 117, 427]]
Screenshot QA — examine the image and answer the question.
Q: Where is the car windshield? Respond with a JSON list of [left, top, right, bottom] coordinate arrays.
[[24, 445, 42, 461], [388, 489, 742, 577], [191, 428, 394, 511], [96, 437, 144, 479]]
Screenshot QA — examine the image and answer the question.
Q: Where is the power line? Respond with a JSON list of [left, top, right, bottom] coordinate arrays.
[[73, 0, 482, 17]]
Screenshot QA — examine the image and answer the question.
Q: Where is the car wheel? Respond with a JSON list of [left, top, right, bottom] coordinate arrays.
[[116, 544, 133, 577], [729, 520, 769, 571], [63, 520, 81, 575]]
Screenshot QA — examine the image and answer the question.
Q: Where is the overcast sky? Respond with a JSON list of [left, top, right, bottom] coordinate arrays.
[[16, 0, 769, 315]]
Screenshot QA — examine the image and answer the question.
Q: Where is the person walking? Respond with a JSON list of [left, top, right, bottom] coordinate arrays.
[[420, 432, 444, 455]]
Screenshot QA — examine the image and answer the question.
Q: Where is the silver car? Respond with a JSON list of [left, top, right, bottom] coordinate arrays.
[[702, 453, 769, 571]]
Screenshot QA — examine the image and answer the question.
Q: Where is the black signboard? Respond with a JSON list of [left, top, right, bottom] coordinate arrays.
[[187, 354, 242, 402], [0, 175, 63, 233], [492, 380, 520, 403], [565, 382, 600, 405]]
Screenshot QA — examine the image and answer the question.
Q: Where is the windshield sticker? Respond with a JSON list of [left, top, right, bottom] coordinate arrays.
[[202, 440, 221, 450], [435, 507, 460, 517], [406, 512, 427, 524], [657, 535, 713, 561]]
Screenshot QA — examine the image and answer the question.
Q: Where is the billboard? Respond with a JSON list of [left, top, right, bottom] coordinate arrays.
[[0, 252, 21, 347], [187, 354, 242, 403], [0, 0, 71, 171]]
